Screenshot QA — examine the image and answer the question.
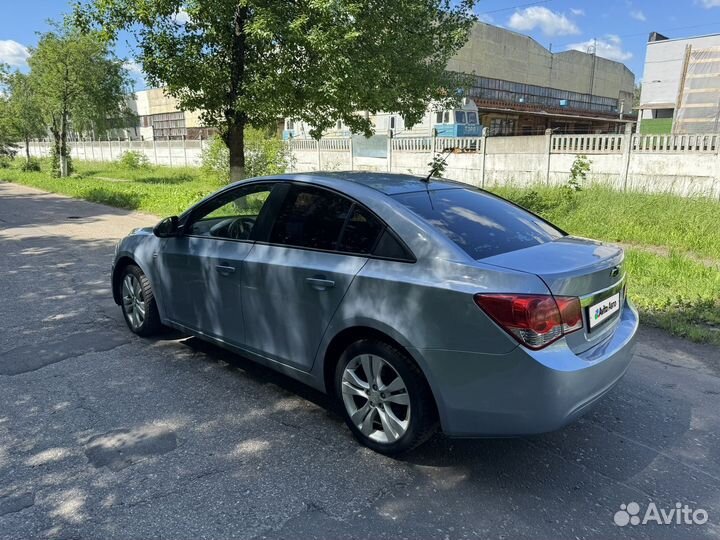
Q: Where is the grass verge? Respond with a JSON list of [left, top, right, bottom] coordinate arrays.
[[0, 159, 223, 216]]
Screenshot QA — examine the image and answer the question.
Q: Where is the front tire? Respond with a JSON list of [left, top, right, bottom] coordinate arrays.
[[120, 264, 162, 337], [335, 339, 437, 455]]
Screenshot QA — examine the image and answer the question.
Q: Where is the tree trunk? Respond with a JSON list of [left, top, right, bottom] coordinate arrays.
[[59, 111, 69, 177], [227, 119, 246, 182], [24, 137, 30, 163]]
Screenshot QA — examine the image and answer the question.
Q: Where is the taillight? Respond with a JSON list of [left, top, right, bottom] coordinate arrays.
[[474, 294, 583, 350]]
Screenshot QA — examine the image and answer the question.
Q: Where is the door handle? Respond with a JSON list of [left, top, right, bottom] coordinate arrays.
[[215, 265, 236, 276], [305, 277, 335, 290]]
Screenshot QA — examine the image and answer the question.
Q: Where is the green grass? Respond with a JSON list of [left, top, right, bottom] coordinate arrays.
[[639, 118, 673, 135], [624, 250, 720, 345], [2, 158, 719, 345], [0, 159, 223, 216], [491, 185, 720, 261]]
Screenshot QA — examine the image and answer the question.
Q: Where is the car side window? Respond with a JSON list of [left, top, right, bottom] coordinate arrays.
[[187, 184, 273, 241], [338, 204, 383, 254], [269, 186, 352, 251]]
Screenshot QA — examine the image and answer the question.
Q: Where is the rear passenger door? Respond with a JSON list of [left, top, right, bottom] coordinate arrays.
[[241, 184, 384, 371]]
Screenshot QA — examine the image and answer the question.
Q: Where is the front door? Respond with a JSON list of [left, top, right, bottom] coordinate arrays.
[[157, 182, 276, 345]]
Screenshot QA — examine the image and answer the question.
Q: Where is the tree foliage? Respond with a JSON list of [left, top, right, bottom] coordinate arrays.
[[2, 71, 46, 163], [0, 65, 19, 159], [28, 23, 132, 176], [77, 0, 476, 180]]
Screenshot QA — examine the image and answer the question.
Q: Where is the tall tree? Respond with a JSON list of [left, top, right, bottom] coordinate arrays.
[[0, 64, 19, 159], [28, 23, 131, 177], [77, 0, 476, 181], [3, 71, 46, 164]]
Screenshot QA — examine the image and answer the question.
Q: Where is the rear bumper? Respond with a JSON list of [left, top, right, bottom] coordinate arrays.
[[412, 300, 639, 437]]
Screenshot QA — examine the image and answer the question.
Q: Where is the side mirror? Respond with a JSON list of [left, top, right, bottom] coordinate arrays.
[[153, 216, 180, 238]]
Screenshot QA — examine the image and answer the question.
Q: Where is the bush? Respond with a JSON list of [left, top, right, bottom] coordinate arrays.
[[118, 150, 151, 169], [201, 128, 294, 183], [49, 144, 73, 178], [20, 158, 42, 172], [568, 154, 590, 192], [0, 156, 13, 169], [201, 136, 230, 182]]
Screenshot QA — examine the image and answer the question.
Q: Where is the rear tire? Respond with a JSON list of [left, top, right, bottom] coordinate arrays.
[[335, 339, 437, 455], [120, 264, 162, 337]]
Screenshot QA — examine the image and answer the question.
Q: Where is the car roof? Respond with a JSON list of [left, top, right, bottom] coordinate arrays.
[[258, 171, 467, 196]]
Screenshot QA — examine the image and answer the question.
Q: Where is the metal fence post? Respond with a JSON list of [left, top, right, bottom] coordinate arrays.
[[183, 135, 188, 167], [349, 136, 354, 171], [316, 139, 321, 170], [153, 139, 158, 165], [620, 122, 633, 192], [387, 131, 392, 172], [108, 135, 113, 161], [480, 130, 488, 188], [168, 138, 172, 166], [99, 137, 104, 161], [544, 128, 553, 185]]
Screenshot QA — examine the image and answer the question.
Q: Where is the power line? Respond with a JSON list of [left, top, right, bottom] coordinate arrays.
[[477, 0, 554, 16], [553, 21, 720, 49]]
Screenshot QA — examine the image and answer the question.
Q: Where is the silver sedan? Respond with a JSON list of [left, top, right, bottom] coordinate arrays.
[[112, 172, 638, 454]]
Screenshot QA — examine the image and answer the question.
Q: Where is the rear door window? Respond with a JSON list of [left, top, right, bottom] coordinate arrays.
[[393, 188, 564, 259], [269, 185, 352, 251]]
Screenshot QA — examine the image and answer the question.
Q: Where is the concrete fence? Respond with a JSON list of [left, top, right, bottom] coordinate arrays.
[[287, 125, 720, 198], [28, 138, 206, 167], [26, 127, 720, 198]]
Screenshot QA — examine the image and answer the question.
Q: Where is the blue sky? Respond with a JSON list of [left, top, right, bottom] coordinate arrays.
[[3, 0, 720, 88]]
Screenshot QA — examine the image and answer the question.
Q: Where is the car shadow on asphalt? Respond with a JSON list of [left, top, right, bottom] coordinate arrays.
[[149, 330, 695, 480]]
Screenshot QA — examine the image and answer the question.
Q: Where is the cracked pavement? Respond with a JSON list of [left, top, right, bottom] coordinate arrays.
[[1, 181, 719, 539]]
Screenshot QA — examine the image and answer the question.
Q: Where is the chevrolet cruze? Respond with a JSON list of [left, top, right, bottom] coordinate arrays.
[[112, 172, 638, 454]]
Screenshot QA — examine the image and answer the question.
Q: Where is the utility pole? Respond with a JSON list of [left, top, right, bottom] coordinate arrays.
[[589, 38, 597, 101]]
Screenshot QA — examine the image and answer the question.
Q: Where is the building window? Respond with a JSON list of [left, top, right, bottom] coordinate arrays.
[[490, 118, 515, 136], [455, 111, 466, 124], [390, 116, 396, 130], [654, 109, 674, 119], [466, 111, 478, 125], [443, 111, 450, 123], [435, 111, 443, 124]]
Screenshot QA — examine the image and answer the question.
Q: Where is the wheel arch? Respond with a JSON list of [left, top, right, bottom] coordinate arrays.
[[320, 324, 441, 422], [112, 256, 139, 305]]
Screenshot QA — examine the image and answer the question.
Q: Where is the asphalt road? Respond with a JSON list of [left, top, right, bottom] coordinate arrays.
[[1, 181, 719, 540]]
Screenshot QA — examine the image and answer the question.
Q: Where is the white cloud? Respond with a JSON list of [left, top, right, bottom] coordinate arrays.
[[123, 60, 144, 76], [700, 0, 720, 7], [566, 34, 633, 62], [630, 9, 646, 21], [570, 8, 585, 16], [174, 9, 191, 24], [0, 40, 30, 68], [507, 7, 580, 37]]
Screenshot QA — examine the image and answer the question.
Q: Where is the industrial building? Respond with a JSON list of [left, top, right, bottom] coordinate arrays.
[[285, 22, 636, 139], [111, 88, 215, 141], [638, 31, 720, 134]]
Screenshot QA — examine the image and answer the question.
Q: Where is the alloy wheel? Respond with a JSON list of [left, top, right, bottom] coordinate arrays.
[[122, 274, 146, 330], [341, 354, 411, 444]]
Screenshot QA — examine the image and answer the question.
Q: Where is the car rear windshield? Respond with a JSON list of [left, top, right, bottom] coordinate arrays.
[[392, 188, 564, 259]]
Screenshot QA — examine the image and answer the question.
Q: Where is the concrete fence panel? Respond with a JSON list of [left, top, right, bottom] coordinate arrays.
[[27, 133, 720, 199]]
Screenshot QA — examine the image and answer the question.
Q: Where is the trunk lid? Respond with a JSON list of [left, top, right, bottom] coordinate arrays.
[[481, 236, 626, 353]]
